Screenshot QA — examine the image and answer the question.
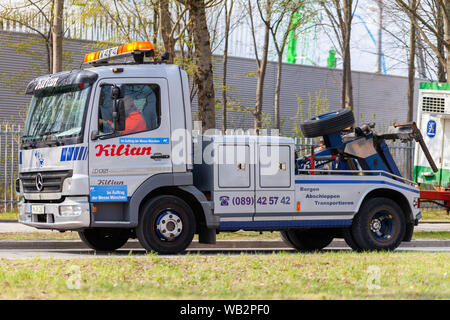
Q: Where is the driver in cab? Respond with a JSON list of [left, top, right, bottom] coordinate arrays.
[[120, 95, 147, 135], [99, 94, 147, 135]]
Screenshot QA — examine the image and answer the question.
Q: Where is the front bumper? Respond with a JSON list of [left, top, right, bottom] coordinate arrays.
[[18, 196, 91, 230]]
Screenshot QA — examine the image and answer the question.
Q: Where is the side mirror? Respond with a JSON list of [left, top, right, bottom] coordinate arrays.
[[113, 100, 126, 132], [111, 84, 126, 132], [111, 84, 126, 99]]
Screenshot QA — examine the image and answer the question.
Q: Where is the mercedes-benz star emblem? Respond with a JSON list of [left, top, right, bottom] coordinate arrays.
[[35, 173, 44, 192]]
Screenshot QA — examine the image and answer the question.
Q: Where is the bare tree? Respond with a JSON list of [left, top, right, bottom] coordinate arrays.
[[396, 0, 450, 82], [52, 0, 64, 73], [320, 0, 358, 109], [0, 0, 56, 73], [265, 0, 307, 130], [221, 0, 234, 133], [90, 0, 155, 43], [247, 0, 273, 131], [407, 0, 417, 122], [159, 0, 191, 63], [180, 0, 217, 130]]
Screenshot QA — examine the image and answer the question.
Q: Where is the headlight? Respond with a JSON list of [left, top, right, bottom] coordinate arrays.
[[59, 205, 82, 216]]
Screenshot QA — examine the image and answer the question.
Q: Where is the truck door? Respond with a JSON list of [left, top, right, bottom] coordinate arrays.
[[88, 78, 172, 203], [254, 143, 296, 220], [213, 140, 255, 220]]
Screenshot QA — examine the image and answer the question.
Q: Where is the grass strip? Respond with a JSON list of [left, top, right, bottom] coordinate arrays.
[[0, 252, 448, 299]]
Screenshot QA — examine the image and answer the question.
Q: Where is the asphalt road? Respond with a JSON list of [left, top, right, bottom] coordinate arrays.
[[0, 239, 449, 259], [0, 222, 449, 259], [1, 221, 450, 232]]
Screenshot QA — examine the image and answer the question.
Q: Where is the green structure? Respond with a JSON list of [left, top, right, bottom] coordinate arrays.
[[286, 11, 300, 64], [327, 49, 337, 68], [286, 3, 318, 66]]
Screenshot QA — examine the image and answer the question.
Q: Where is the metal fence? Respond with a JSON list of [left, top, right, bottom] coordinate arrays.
[[0, 128, 442, 213], [0, 123, 22, 213]]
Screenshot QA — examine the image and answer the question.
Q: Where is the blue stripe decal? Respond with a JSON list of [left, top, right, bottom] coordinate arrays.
[[73, 147, 80, 160], [295, 179, 420, 194], [60, 146, 88, 162], [77, 147, 84, 160], [60, 148, 67, 161], [66, 147, 74, 161], [219, 219, 352, 231]]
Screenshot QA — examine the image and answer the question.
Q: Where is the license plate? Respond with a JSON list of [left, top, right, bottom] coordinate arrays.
[[30, 205, 45, 214]]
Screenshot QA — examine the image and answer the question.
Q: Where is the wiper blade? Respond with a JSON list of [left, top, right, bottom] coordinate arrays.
[[39, 130, 58, 137], [44, 140, 60, 146], [36, 130, 62, 146], [21, 141, 34, 148]]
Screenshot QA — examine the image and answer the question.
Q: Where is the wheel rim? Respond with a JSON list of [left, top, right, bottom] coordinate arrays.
[[155, 211, 183, 241], [370, 210, 394, 242]]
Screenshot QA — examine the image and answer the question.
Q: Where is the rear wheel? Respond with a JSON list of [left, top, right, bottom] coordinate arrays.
[[136, 195, 195, 255], [351, 197, 405, 251], [280, 229, 334, 252], [343, 228, 362, 251], [279, 231, 294, 248], [78, 228, 130, 251]]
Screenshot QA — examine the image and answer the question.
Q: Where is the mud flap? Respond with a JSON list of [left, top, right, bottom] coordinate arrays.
[[198, 227, 216, 244], [403, 222, 414, 242]]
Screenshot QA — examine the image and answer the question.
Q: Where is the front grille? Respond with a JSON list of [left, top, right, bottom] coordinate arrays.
[[422, 96, 446, 113], [19, 170, 72, 193]]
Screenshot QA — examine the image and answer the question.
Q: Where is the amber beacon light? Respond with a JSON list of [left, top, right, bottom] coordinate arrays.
[[83, 41, 155, 64]]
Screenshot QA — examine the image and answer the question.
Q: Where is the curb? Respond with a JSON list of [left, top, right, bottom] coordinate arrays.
[[419, 221, 450, 224], [0, 239, 449, 250], [1, 220, 450, 224]]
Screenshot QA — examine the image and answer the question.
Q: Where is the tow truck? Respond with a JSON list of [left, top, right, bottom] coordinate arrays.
[[16, 41, 434, 253]]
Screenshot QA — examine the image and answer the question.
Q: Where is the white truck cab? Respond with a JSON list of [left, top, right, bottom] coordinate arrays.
[[17, 41, 421, 254]]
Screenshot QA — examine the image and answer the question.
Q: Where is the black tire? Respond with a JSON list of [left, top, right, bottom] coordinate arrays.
[[284, 229, 334, 252], [279, 231, 295, 248], [343, 227, 362, 251], [136, 195, 195, 255], [351, 197, 405, 251], [78, 228, 130, 251], [300, 109, 355, 138]]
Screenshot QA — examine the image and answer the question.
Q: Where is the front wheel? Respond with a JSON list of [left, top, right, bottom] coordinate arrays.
[[280, 229, 334, 252], [136, 195, 195, 255], [78, 228, 130, 251], [351, 198, 405, 251]]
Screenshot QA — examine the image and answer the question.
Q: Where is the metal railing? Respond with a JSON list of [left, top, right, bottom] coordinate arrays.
[[0, 123, 22, 213], [295, 138, 415, 180]]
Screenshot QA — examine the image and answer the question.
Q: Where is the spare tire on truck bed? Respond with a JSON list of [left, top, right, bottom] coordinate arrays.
[[300, 109, 355, 138]]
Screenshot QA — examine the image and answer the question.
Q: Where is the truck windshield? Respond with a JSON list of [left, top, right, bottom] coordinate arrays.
[[23, 84, 91, 142]]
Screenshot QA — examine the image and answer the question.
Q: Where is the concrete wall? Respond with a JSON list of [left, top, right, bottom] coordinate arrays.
[[0, 31, 420, 135]]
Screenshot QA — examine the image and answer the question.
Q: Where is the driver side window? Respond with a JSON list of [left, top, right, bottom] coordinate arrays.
[[98, 84, 161, 136]]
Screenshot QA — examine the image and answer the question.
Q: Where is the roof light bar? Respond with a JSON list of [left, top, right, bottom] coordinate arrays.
[[83, 41, 155, 64]]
